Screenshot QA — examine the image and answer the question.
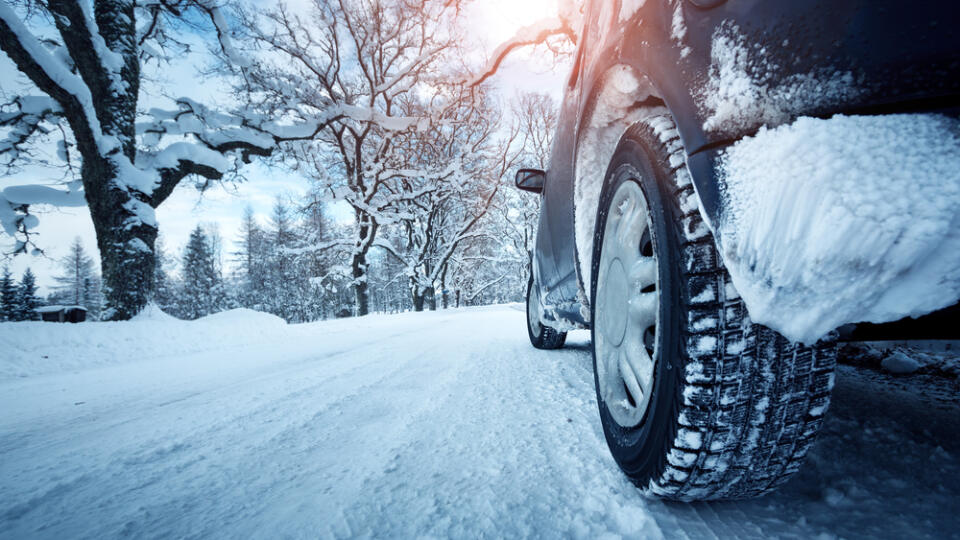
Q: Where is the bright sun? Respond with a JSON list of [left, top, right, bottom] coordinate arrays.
[[472, 0, 560, 45]]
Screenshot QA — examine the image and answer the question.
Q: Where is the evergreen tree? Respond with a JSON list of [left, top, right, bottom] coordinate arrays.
[[153, 235, 177, 314], [15, 268, 41, 321], [298, 194, 333, 320], [52, 237, 98, 308], [0, 267, 17, 322], [81, 275, 102, 320], [264, 198, 299, 319], [234, 206, 267, 310], [179, 226, 224, 320]]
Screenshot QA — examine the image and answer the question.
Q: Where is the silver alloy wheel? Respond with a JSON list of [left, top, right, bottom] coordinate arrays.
[[595, 180, 660, 428], [528, 281, 543, 336]]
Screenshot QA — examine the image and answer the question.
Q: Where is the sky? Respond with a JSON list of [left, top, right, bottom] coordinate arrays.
[[0, 0, 569, 294]]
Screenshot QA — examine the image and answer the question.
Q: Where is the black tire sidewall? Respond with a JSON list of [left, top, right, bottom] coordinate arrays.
[[590, 135, 684, 484]]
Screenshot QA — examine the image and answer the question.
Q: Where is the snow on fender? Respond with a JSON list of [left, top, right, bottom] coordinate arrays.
[[716, 114, 960, 344]]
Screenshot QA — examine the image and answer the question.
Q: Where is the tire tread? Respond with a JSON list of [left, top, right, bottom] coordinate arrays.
[[625, 117, 837, 501]]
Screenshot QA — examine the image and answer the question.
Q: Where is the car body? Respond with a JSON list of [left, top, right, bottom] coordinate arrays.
[[529, 0, 960, 334]]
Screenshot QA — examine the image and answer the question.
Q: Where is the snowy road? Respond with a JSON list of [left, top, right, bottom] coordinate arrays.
[[1, 306, 958, 539]]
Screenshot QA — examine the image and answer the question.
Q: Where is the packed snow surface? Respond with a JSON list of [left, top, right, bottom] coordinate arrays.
[[1, 306, 958, 538], [717, 114, 960, 343]]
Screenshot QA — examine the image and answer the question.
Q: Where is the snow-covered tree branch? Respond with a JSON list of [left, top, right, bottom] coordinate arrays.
[[466, 0, 583, 87], [0, 0, 330, 319], [233, 0, 484, 316]]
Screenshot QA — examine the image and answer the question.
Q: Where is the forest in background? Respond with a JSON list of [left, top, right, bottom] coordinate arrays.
[[0, 0, 578, 321]]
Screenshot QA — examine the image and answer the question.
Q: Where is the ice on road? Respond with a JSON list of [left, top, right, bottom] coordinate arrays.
[[1, 306, 958, 539]]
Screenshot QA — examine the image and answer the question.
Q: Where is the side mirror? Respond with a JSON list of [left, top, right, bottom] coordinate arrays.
[[515, 169, 546, 193]]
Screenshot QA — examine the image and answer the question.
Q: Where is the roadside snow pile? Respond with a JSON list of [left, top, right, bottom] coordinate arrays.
[[130, 302, 179, 322], [717, 114, 960, 344], [880, 351, 924, 375], [840, 342, 960, 377], [0, 307, 289, 379]]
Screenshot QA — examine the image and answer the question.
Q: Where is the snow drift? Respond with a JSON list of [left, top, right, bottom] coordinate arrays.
[[716, 113, 960, 343], [0, 306, 287, 379]]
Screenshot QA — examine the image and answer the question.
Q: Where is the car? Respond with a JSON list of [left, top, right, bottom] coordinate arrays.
[[517, 0, 960, 501]]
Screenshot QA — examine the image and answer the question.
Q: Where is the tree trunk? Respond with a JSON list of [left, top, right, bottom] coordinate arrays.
[[412, 291, 425, 312], [426, 286, 437, 311], [351, 253, 369, 316], [52, 0, 148, 320], [439, 270, 448, 309], [86, 161, 157, 321]]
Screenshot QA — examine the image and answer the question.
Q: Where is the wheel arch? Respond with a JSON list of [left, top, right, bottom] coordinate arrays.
[[571, 62, 707, 309]]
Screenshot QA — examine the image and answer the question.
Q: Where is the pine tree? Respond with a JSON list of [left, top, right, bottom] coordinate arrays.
[[15, 268, 41, 321], [0, 267, 17, 322], [298, 194, 332, 320], [81, 275, 102, 320], [233, 206, 267, 311], [153, 235, 177, 314], [179, 226, 223, 320], [264, 198, 299, 319], [52, 237, 98, 307]]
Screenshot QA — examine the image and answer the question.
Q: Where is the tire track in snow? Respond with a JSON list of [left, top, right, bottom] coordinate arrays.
[[2, 307, 957, 539], [0, 321, 459, 539]]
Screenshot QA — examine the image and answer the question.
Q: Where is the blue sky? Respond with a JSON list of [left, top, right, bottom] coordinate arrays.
[[0, 0, 568, 293]]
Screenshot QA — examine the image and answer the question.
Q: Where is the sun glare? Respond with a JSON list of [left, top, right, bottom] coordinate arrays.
[[472, 0, 560, 45]]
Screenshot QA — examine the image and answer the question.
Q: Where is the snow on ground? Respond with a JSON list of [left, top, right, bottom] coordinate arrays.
[[1, 306, 959, 539], [0, 305, 288, 379], [717, 113, 960, 344]]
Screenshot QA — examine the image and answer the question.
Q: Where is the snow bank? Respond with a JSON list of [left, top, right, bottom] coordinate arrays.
[[717, 114, 960, 343], [130, 302, 179, 322], [0, 307, 290, 379], [844, 342, 960, 377], [0, 307, 507, 380], [880, 351, 923, 375]]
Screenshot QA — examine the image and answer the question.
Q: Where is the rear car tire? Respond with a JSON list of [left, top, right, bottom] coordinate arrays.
[[526, 276, 567, 349], [590, 118, 837, 500]]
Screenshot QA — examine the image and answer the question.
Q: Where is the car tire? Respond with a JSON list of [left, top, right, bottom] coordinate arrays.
[[589, 117, 837, 501], [527, 276, 567, 349]]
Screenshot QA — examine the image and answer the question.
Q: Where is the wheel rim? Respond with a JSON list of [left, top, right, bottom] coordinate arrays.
[[528, 281, 543, 336], [595, 180, 659, 428]]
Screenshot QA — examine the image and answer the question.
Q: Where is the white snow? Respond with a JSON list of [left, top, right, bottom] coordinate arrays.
[[880, 351, 923, 375], [670, 0, 690, 58], [150, 141, 231, 174], [203, 1, 253, 68], [573, 67, 661, 297], [852, 341, 960, 377], [0, 185, 87, 207], [76, 0, 127, 92], [702, 25, 859, 132], [1, 306, 958, 538], [716, 113, 960, 343], [0, 185, 87, 236]]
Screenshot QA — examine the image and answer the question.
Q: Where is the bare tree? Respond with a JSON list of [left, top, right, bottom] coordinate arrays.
[[466, 0, 583, 87], [235, 0, 476, 316], [441, 92, 560, 307], [380, 91, 521, 311]]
